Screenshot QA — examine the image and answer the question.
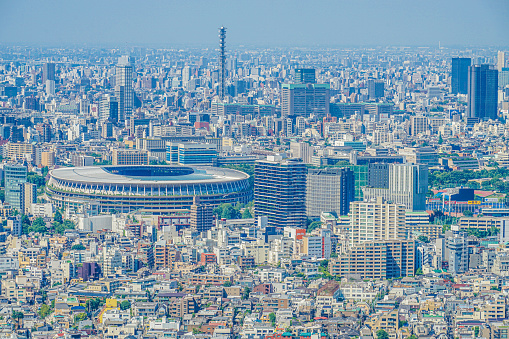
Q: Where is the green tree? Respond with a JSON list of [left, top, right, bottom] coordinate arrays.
[[417, 235, 430, 243], [377, 330, 389, 339], [438, 134, 443, 144], [416, 268, 423, 275], [269, 312, 276, 326], [242, 209, 253, 219], [119, 300, 131, 310], [71, 244, 86, 250], [463, 210, 473, 217], [307, 221, 321, 233], [54, 210, 63, 223], [242, 287, 251, 300], [38, 304, 52, 318], [27, 173, 46, 188], [221, 203, 241, 219], [223, 281, 233, 287], [74, 312, 87, 323]]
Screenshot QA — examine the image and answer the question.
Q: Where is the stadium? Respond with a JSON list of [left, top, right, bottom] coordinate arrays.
[[46, 165, 251, 214]]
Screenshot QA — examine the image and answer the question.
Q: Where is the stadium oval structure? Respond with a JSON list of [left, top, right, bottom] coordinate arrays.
[[46, 165, 251, 214]]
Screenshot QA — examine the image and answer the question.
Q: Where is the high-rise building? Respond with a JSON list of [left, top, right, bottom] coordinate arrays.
[[306, 167, 355, 218], [363, 163, 429, 212], [367, 163, 389, 189], [451, 57, 471, 94], [42, 62, 55, 83], [22, 183, 37, 215], [468, 64, 498, 121], [115, 56, 135, 123], [497, 51, 509, 71], [281, 84, 330, 117], [367, 79, 385, 99], [5, 165, 27, 211], [254, 156, 307, 228], [99, 94, 119, 123], [349, 197, 406, 246], [190, 197, 214, 233], [166, 142, 218, 165], [295, 68, 316, 84], [290, 142, 313, 164]]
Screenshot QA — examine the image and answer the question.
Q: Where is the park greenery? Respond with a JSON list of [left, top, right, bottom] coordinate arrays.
[[429, 168, 509, 193], [213, 202, 254, 220]]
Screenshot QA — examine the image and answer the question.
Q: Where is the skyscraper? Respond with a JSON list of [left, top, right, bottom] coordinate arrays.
[[115, 56, 135, 123], [4, 164, 27, 212], [99, 94, 119, 123], [367, 79, 385, 99], [281, 83, 330, 117], [295, 68, 316, 84], [451, 57, 471, 94], [497, 51, 509, 71], [468, 64, 498, 121], [254, 155, 307, 228], [363, 163, 428, 212], [42, 62, 55, 83], [306, 167, 355, 217]]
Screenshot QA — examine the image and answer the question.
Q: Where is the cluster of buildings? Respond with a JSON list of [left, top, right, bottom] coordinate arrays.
[[0, 44, 509, 338]]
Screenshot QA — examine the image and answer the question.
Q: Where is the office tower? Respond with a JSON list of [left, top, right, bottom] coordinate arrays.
[[295, 68, 316, 84], [71, 154, 94, 167], [410, 116, 428, 136], [166, 142, 218, 165], [468, 64, 498, 121], [290, 142, 313, 164], [42, 62, 55, 83], [349, 197, 406, 246], [367, 79, 385, 99], [331, 239, 415, 279], [22, 183, 37, 215], [102, 122, 113, 139], [281, 83, 330, 117], [497, 51, 509, 71], [306, 167, 355, 217], [218, 27, 226, 99], [451, 57, 471, 94], [99, 94, 119, 123], [254, 155, 307, 228], [4, 164, 27, 212], [363, 163, 429, 212], [45, 80, 55, 96], [115, 56, 134, 123], [367, 163, 389, 189], [190, 197, 214, 233]]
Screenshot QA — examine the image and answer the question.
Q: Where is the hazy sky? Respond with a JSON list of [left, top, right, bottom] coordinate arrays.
[[0, 0, 508, 48]]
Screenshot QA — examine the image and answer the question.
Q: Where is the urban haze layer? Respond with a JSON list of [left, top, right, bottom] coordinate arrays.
[[1, 40, 509, 339]]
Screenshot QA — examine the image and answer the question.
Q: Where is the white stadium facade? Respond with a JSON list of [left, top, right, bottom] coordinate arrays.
[[46, 165, 251, 214]]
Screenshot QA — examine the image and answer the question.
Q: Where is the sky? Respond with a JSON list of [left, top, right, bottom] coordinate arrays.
[[0, 0, 508, 48]]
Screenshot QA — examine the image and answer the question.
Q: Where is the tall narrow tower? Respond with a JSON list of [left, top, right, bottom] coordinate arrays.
[[218, 26, 226, 100]]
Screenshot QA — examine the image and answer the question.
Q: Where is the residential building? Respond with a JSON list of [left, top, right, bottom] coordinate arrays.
[[254, 155, 307, 228]]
